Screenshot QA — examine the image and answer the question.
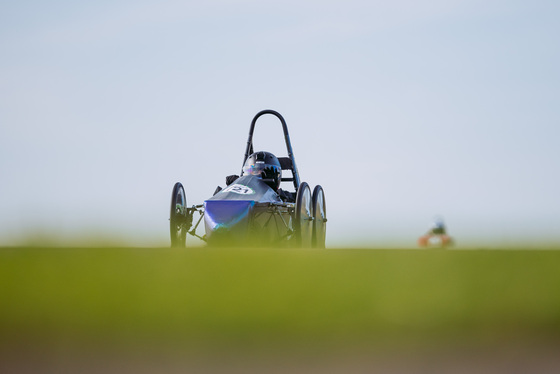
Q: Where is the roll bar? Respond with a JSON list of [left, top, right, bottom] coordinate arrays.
[[243, 110, 301, 191]]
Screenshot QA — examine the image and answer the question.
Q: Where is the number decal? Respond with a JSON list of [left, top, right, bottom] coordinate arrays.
[[222, 184, 255, 195]]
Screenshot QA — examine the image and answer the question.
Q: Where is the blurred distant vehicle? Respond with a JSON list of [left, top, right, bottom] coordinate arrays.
[[169, 110, 327, 248], [418, 217, 454, 248]]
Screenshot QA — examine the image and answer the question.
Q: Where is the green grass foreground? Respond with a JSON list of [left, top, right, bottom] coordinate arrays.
[[1, 247, 560, 351]]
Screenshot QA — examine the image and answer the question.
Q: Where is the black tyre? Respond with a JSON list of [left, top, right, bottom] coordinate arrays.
[[311, 185, 327, 248], [294, 182, 312, 247], [170, 182, 188, 247]]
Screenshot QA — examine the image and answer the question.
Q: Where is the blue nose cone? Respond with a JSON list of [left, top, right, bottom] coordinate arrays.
[[204, 200, 255, 242]]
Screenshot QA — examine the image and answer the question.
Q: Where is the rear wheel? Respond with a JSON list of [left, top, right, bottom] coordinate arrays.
[[294, 182, 312, 247], [311, 185, 327, 248], [170, 182, 188, 247]]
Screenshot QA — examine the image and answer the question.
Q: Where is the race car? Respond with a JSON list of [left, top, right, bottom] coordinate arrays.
[[169, 109, 327, 248], [418, 217, 454, 248]]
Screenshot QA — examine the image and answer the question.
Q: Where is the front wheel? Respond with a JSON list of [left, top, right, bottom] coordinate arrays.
[[311, 185, 327, 248], [170, 182, 188, 247], [294, 182, 312, 247]]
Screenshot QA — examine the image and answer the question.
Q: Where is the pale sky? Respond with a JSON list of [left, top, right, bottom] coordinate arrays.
[[1, 0, 559, 247]]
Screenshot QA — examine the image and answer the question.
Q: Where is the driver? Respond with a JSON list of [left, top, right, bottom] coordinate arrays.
[[242, 151, 282, 191], [429, 217, 447, 235], [225, 151, 295, 202]]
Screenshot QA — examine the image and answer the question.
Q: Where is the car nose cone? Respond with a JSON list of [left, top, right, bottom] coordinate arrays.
[[204, 200, 255, 244]]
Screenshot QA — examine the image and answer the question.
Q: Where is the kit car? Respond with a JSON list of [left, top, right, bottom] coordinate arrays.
[[169, 110, 327, 247]]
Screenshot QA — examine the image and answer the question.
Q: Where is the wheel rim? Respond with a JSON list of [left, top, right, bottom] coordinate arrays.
[[170, 183, 187, 247], [295, 183, 312, 247], [312, 186, 326, 248]]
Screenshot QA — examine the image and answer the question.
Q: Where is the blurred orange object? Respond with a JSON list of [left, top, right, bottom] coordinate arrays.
[[418, 234, 453, 248]]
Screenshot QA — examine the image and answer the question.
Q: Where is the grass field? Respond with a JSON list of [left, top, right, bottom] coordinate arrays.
[[1, 246, 560, 372]]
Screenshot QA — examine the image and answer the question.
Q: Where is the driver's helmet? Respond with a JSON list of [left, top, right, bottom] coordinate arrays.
[[242, 151, 282, 190], [431, 216, 446, 235]]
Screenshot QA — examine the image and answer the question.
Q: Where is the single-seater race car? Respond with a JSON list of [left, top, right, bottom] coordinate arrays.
[[418, 217, 454, 248], [169, 109, 327, 248]]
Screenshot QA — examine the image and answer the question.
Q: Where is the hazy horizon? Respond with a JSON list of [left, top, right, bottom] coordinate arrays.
[[2, 1, 559, 248]]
